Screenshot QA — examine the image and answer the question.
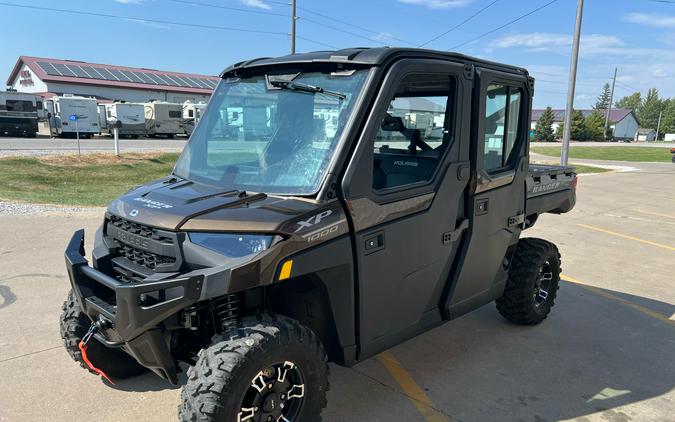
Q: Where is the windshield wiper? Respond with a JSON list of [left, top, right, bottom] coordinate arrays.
[[269, 80, 346, 100]]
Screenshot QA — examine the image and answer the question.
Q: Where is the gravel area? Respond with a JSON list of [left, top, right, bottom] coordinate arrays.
[[0, 200, 90, 215]]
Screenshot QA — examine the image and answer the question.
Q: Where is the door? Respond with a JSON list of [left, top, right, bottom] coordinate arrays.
[[445, 68, 531, 318], [342, 59, 471, 358], [98, 105, 108, 130]]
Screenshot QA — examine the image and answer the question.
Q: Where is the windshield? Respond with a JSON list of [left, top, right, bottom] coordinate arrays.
[[174, 70, 368, 195]]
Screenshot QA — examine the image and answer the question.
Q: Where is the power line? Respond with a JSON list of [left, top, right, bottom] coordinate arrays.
[[615, 80, 641, 92], [451, 0, 559, 49], [294, 5, 415, 46], [535, 89, 570, 95], [535, 78, 606, 88], [172, 0, 413, 48], [615, 82, 641, 93], [0, 1, 287, 35], [168, 0, 288, 17], [297, 35, 337, 50], [419, 0, 500, 47], [299, 15, 385, 46]]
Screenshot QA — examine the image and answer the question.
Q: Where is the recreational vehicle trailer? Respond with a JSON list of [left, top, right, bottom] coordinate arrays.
[[46, 95, 99, 138], [100, 102, 145, 138], [182, 101, 206, 136], [0, 90, 39, 137], [144, 101, 183, 138]]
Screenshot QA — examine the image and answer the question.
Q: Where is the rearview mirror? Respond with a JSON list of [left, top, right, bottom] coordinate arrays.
[[381, 114, 405, 132]]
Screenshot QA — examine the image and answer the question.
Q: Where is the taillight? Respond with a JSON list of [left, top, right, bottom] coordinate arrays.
[[572, 175, 578, 191]]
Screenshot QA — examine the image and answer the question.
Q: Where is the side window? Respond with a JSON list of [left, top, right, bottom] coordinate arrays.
[[483, 84, 522, 172], [372, 73, 454, 191]]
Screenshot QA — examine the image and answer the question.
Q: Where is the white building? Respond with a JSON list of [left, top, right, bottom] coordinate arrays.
[[530, 108, 639, 141], [6, 56, 218, 104]]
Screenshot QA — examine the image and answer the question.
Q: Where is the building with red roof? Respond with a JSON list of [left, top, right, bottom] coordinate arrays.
[[6, 56, 219, 104]]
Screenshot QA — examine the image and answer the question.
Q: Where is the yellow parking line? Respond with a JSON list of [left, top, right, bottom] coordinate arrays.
[[562, 274, 675, 327], [377, 351, 447, 422], [577, 223, 675, 252], [633, 209, 675, 220]]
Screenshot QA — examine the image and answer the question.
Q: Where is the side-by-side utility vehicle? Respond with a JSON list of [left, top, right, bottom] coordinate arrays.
[[61, 48, 576, 421]]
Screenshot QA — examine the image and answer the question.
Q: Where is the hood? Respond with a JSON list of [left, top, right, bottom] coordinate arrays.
[[108, 177, 322, 234]]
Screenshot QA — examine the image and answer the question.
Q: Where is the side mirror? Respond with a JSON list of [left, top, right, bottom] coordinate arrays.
[[381, 114, 405, 132]]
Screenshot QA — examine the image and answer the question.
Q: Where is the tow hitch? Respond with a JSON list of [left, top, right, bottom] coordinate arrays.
[[78, 317, 114, 384]]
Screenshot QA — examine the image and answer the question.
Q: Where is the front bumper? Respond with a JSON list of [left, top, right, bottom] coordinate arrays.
[[65, 229, 203, 383]]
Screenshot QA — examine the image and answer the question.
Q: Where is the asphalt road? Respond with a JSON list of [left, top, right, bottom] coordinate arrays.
[[1, 136, 673, 158], [0, 135, 187, 156], [0, 159, 673, 421]]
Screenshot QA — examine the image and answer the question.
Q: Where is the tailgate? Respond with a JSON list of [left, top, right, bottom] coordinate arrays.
[[526, 164, 577, 216]]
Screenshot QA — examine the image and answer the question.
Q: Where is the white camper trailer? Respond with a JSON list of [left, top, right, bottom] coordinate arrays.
[[100, 103, 145, 137], [144, 101, 183, 137], [0, 90, 39, 137], [46, 95, 99, 137], [182, 101, 206, 137]]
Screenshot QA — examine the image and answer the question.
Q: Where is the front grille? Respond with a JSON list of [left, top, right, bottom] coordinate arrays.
[[108, 215, 174, 244], [120, 244, 176, 270], [105, 215, 180, 283]]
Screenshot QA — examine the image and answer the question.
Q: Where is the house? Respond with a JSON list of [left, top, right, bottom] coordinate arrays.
[[636, 128, 656, 142], [530, 108, 639, 141]]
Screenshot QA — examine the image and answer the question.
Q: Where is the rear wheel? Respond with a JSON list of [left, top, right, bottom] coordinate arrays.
[[496, 238, 561, 325], [59, 290, 147, 379], [179, 315, 329, 422]]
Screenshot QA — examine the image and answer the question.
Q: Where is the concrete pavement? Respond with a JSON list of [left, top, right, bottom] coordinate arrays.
[[0, 160, 673, 421]]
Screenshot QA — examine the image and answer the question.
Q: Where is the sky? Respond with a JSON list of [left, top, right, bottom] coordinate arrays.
[[1, 0, 674, 109]]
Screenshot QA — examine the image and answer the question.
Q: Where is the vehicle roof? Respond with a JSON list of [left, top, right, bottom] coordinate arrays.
[[221, 47, 529, 78]]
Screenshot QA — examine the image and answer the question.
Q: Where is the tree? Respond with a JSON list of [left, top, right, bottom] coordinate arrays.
[[555, 109, 586, 141], [593, 83, 612, 110], [584, 110, 607, 141], [534, 107, 555, 142], [615, 92, 641, 111], [638, 88, 663, 131], [659, 99, 675, 136]]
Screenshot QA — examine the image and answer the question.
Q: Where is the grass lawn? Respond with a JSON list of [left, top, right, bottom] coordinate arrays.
[[0, 151, 612, 207], [569, 164, 610, 174], [0, 153, 179, 206], [530, 146, 672, 162]]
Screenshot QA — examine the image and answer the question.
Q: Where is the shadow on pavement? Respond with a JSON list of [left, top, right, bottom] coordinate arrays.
[[87, 282, 673, 420], [108, 366, 187, 393], [328, 281, 674, 421]]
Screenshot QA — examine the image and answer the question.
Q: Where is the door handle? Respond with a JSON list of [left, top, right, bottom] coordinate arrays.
[[364, 231, 385, 255]]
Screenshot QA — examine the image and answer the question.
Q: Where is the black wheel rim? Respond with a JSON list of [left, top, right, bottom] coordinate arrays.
[[238, 361, 305, 422], [533, 261, 553, 307]]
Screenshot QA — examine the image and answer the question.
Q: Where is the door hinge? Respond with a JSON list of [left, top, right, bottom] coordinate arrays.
[[443, 219, 469, 244], [463, 64, 474, 80], [508, 213, 525, 228]]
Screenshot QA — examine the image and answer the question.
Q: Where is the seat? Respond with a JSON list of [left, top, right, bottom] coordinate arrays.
[[373, 154, 436, 190]]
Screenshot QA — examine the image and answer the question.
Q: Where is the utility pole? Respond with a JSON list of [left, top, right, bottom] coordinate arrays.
[[603, 67, 617, 142], [290, 0, 297, 54], [561, 0, 584, 166], [655, 111, 662, 142]]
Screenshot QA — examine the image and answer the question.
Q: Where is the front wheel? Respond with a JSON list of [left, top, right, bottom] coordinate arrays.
[[496, 238, 561, 325], [179, 315, 329, 422]]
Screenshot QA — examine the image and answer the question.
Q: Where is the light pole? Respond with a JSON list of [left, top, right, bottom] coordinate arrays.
[[290, 0, 297, 54], [561, 0, 584, 166]]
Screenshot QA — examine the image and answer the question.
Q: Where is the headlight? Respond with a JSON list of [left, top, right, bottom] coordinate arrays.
[[188, 233, 273, 258]]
